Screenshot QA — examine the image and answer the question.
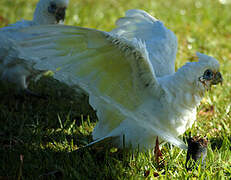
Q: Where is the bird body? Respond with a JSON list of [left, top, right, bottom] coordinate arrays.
[[17, 10, 222, 150]]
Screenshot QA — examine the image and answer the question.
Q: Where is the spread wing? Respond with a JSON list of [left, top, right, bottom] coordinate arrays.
[[111, 9, 178, 77], [18, 25, 162, 137]]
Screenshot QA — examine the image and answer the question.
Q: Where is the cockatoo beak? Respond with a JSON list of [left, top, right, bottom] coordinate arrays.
[[211, 72, 223, 85], [55, 7, 66, 23], [199, 71, 223, 90], [48, 2, 67, 23]]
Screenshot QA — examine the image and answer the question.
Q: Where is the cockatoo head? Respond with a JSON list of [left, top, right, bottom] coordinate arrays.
[[176, 52, 222, 94], [195, 52, 223, 91], [33, 0, 69, 25]]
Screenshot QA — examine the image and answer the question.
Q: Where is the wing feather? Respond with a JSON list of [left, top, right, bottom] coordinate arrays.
[[111, 9, 178, 77], [18, 25, 162, 137]]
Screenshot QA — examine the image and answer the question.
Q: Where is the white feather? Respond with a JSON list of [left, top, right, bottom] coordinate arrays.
[[111, 9, 178, 77]]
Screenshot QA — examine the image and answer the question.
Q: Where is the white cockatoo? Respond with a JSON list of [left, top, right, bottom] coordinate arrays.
[[17, 9, 222, 150], [0, 0, 69, 95]]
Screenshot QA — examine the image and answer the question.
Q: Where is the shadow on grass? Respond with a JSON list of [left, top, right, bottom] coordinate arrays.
[[0, 76, 97, 125], [0, 77, 117, 179], [0, 128, 129, 179], [1, 141, 130, 179]]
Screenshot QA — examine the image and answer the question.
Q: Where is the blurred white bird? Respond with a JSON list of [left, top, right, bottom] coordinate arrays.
[[0, 0, 69, 96], [17, 9, 222, 150], [0, 34, 45, 95]]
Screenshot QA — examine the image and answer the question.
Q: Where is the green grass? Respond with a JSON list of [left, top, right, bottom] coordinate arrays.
[[0, 0, 231, 179]]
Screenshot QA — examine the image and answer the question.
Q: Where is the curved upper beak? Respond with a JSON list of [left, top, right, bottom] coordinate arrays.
[[55, 7, 66, 23], [211, 72, 223, 85]]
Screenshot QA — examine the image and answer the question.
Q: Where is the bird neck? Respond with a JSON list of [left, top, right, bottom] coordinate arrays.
[[159, 62, 205, 110]]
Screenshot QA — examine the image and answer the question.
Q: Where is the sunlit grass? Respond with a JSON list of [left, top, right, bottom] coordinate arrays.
[[0, 0, 230, 179]]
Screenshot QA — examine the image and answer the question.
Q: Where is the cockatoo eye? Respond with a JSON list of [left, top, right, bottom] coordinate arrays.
[[203, 69, 214, 80], [48, 2, 57, 14]]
